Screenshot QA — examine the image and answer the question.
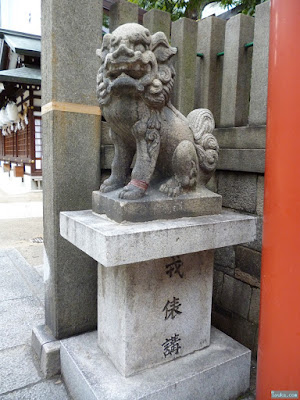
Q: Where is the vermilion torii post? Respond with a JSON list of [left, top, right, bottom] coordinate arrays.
[[256, 0, 300, 397]]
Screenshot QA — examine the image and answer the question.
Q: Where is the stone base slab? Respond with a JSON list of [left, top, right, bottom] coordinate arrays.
[[92, 186, 222, 223], [60, 327, 251, 400], [32, 325, 61, 378], [60, 209, 256, 267]]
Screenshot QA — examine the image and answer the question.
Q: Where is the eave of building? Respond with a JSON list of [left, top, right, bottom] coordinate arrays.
[[0, 66, 41, 85]]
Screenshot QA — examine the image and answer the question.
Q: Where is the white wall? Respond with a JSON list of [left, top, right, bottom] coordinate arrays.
[[0, 0, 41, 35]]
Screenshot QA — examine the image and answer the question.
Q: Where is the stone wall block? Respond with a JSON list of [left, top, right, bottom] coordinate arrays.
[[256, 175, 264, 215], [195, 16, 226, 126], [235, 246, 261, 280], [220, 14, 255, 127], [215, 246, 235, 268], [143, 9, 171, 39], [249, 287, 260, 323], [171, 18, 198, 116], [248, 1, 270, 125], [220, 274, 251, 319], [213, 269, 224, 304], [109, 0, 138, 32], [231, 315, 257, 351], [217, 171, 257, 213]]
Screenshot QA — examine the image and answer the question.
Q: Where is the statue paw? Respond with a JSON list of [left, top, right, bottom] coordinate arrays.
[[119, 183, 146, 200], [159, 178, 182, 197], [100, 179, 124, 193]]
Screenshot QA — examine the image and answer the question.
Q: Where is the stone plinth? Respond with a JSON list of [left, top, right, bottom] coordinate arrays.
[[60, 209, 256, 399], [60, 327, 251, 400], [92, 186, 222, 223], [60, 209, 256, 267], [98, 251, 213, 376]]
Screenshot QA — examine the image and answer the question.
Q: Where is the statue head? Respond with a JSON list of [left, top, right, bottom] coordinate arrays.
[[97, 23, 177, 108]]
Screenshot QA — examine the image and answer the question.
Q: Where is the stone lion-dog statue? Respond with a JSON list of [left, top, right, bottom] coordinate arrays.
[[96, 23, 219, 200]]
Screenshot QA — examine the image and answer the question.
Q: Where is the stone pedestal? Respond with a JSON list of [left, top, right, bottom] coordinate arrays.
[[98, 251, 213, 376], [60, 209, 256, 399]]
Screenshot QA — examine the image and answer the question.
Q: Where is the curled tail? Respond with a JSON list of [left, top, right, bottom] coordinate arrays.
[[187, 108, 219, 182]]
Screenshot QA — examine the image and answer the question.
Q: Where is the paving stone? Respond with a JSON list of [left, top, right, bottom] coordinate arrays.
[[0, 297, 44, 350], [0, 345, 41, 395], [217, 171, 257, 213], [221, 275, 251, 319], [0, 267, 32, 302], [0, 379, 70, 399], [5, 249, 44, 305]]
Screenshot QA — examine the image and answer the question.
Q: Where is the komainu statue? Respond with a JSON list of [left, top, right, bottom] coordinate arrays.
[[96, 23, 219, 200]]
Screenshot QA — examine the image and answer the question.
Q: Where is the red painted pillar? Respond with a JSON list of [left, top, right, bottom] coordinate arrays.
[[256, 0, 300, 398]]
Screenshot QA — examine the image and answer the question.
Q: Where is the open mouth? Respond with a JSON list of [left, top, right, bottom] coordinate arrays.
[[107, 62, 150, 80]]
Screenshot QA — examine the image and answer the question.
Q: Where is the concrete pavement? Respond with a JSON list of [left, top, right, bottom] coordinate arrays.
[[0, 170, 70, 399]]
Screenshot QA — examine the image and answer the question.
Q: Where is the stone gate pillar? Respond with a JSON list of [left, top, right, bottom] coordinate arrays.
[[40, 0, 103, 339]]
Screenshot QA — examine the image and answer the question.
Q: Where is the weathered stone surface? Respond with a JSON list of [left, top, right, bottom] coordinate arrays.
[[244, 216, 263, 252], [32, 324, 56, 359], [60, 209, 257, 267], [4, 248, 44, 305], [231, 316, 257, 351], [220, 14, 254, 127], [0, 345, 41, 395], [100, 121, 112, 145], [97, 23, 218, 201], [92, 186, 222, 222], [256, 175, 264, 215], [235, 246, 261, 280], [60, 328, 251, 400], [217, 149, 265, 173], [206, 172, 218, 192], [215, 246, 235, 268], [235, 269, 260, 288], [143, 9, 171, 38], [98, 251, 213, 376], [41, 341, 61, 378], [248, 1, 270, 125], [0, 297, 44, 351], [41, 0, 102, 339], [0, 379, 70, 399], [42, 111, 99, 339], [249, 287, 260, 323], [109, 0, 138, 32], [218, 171, 257, 213], [221, 275, 251, 319], [213, 269, 224, 304], [196, 16, 226, 126], [41, 0, 102, 105], [214, 126, 266, 149], [171, 18, 198, 116]]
